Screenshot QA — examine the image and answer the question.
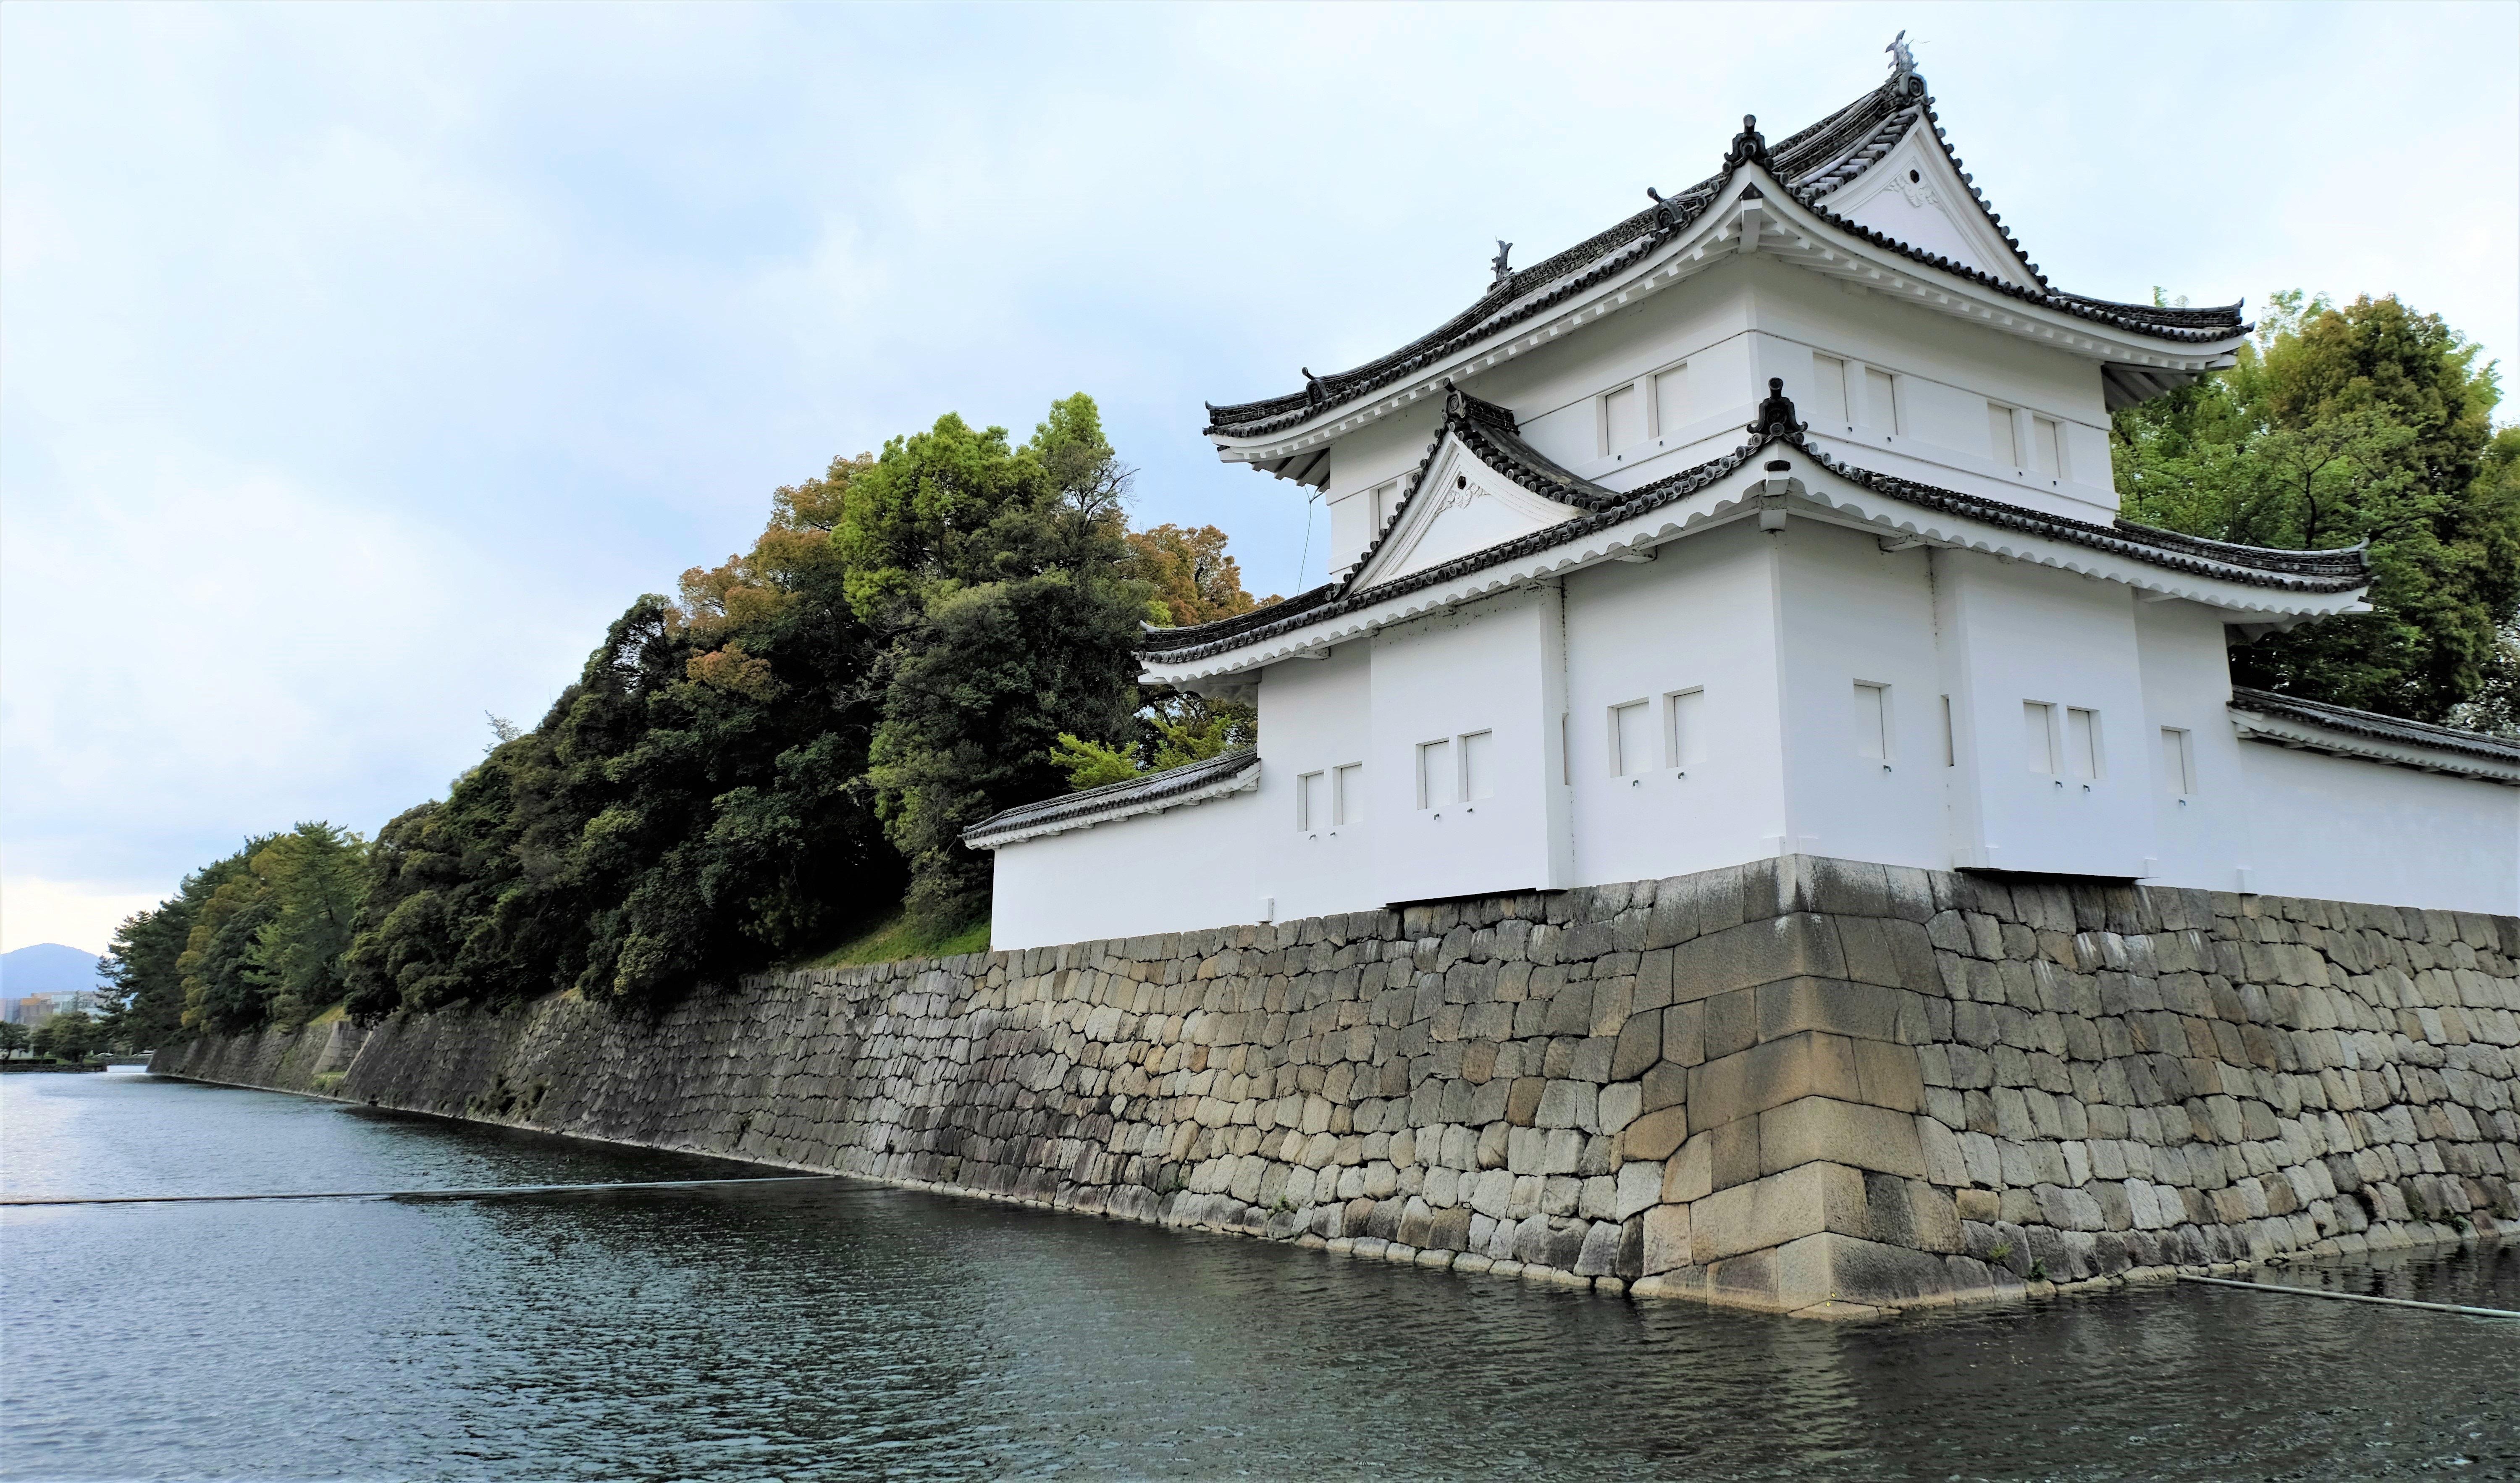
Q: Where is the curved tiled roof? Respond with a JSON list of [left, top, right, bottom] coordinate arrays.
[[1204, 63, 2242, 442], [1143, 390, 2367, 668], [961, 747, 1260, 848], [2229, 688, 2520, 770]]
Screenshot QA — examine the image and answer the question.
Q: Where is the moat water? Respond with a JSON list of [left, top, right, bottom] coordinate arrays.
[[3, 1070, 2513, 1481]]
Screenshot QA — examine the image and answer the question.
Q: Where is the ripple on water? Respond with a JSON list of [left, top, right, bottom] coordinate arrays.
[[5, 1072, 2515, 1480]]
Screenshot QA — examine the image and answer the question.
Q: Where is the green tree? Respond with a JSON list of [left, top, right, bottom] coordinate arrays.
[[32, 1010, 100, 1063], [0, 1021, 31, 1057], [1126, 523, 1274, 626], [178, 841, 280, 1035], [344, 452, 898, 1017], [247, 823, 370, 1029], [1050, 520, 1268, 792], [853, 395, 1152, 929], [99, 908, 183, 1051], [2113, 292, 2519, 721]]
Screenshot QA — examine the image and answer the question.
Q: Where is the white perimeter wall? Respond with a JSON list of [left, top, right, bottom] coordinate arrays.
[[2236, 745, 2519, 915], [992, 521, 2517, 950], [987, 790, 1260, 950], [2135, 599, 2254, 891]]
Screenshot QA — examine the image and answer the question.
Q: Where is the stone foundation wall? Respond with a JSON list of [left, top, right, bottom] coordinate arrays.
[[155, 856, 2520, 1317]]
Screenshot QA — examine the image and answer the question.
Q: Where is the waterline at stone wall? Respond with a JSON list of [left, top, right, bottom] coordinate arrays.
[[154, 856, 2520, 1317]]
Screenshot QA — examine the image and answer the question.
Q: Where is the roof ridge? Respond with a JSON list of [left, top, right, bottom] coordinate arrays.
[[1144, 408, 2369, 667], [1204, 57, 2247, 443], [961, 747, 1260, 845], [2229, 688, 2520, 762], [1333, 384, 1621, 595]]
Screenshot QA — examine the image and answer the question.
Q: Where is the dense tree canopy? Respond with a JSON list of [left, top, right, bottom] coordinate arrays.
[[113, 304, 2510, 1045], [2113, 292, 2520, 727], [112, 392, 1219, 1036]]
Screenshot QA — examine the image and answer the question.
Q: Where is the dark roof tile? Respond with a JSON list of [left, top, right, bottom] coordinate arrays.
[[1205, 65, 2240, 441], [1144, 391, 2366, 667]]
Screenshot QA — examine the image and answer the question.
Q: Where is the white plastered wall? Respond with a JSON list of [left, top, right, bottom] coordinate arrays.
[[1253, 645, 1378, 921], [1367, 583, 1573, 903], [1739, 260, 2116, 523], [2236, 746, 2518, 915], [2135, 598, 2253, 891], [1773, 520, 1946, 868], [1934, 548, 2155, 877], [1303, 255, 2126, 588], [1563, 519, 1789, 884], [1322, 403, 1441, 583], [986, 790, 1262, 950]]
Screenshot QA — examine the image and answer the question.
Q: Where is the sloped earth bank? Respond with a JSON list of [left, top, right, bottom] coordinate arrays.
[[156, 855, 2520, 1317]]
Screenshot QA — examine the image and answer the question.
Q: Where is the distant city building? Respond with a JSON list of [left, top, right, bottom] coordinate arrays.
[[968, 41, 2519, 950], [4, 990, 100, 1026]]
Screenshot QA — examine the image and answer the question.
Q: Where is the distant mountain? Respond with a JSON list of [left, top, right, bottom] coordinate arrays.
[[0, 943, 109, 995]]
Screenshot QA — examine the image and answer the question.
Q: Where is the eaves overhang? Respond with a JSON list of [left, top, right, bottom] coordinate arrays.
[[2229, 690, 2520, 786], [1211, 168, 2247, 485], [1147, 425, 2366, 688], [962, 748, 1262, 849]]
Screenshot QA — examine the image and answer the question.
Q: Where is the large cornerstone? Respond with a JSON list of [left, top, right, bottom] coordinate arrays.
[[158, 857, 2520, 1318]]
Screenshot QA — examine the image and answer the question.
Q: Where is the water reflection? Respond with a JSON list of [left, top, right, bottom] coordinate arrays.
[[4, 1072, 2513, 1480]]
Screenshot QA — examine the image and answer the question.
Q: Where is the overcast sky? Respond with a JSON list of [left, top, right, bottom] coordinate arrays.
[[4, 1, 2513, 954]]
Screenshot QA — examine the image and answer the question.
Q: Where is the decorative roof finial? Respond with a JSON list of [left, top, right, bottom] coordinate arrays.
[[1301, 367, 1327, 409], [1722, 114, 1771, 173], [1490, 239, 1513, 287], [1646, 185, 1681, 231], [1885, 30, 1923, 94], [1746, 377, 1806, 439]]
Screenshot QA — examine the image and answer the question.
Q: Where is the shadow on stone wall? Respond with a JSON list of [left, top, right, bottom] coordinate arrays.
[[155, 856, 2520, 1318]]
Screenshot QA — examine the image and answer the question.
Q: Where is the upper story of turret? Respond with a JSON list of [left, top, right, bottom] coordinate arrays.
[[1200, 37, 2250, 581]]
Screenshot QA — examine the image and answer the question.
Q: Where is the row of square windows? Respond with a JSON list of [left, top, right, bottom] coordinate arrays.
[[1355, 358, 2073, 533], [1294, 688, 2200, 830], [1589, 355, 2068, 478]]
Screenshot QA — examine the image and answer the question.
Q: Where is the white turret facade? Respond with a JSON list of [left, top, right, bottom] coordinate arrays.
[[968, 50, 2519, 950]]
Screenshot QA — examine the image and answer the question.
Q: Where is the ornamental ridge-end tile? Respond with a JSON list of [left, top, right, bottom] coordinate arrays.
[[1202, 48, 2240, 442], [1144, 412, 2370, 668]]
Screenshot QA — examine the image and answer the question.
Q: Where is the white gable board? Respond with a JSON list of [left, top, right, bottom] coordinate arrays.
[[1348, 439, 1575, 592], [1832, 122, 2035, 286]]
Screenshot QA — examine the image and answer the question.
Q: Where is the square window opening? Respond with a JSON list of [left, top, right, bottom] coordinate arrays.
[[2024, 701, 2057, 774], [1460, 731, 1495, 801], [1987, 402, 2019, 466], [1809, 357, 1849, 425], [1864, 366, 1899, 432], [1417, 739, 1454, 810], [1654, 365, 1690, 435], [1603, 384, 1644, 454], [1665, 688, 1706, 770], [1853, 681, 1891, 762], [1334, 762, 1365, 824], [1610, 701, 1652, 776], [2158, 727, 2194, 798], [2067, 707, 2102, 780], [1297, 771, 1326, 831], [2033, 415, 2063, 477]]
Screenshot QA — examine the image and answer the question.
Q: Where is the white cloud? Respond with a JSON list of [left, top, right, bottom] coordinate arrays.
[[0, 877, 168, 957], [0, 0, 2511, 948]]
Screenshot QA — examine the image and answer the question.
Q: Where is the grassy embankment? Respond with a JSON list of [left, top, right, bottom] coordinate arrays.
[[797, 911, 990, 969]]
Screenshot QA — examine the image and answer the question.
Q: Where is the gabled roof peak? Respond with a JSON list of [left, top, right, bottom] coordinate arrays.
[[1722, 115, 1772, 173], [1205, 45, 2245, 446]]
